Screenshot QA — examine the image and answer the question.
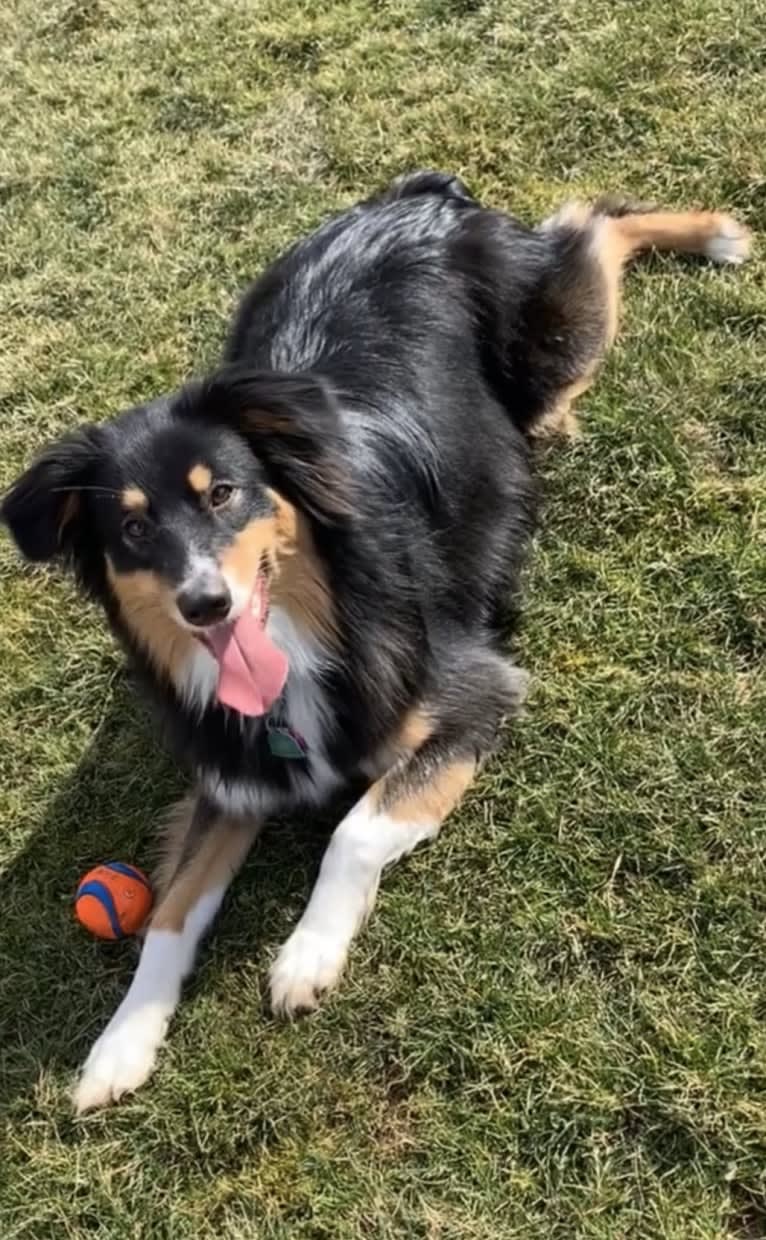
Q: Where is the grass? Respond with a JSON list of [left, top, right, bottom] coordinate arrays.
[[0, 0, 765, 1235]]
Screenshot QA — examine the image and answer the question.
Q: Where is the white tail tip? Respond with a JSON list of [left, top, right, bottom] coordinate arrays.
[[704, 216, 752, 265]]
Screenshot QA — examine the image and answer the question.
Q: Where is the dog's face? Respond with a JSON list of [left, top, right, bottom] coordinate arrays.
[[2, 367, 349, 711], [90, 411, 278, 632]]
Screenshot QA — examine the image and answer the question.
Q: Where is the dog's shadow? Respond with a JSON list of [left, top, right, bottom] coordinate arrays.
[[0, 672, 339, 1116]]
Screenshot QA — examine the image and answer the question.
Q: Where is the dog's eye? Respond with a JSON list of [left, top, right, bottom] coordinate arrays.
[[210, 483, 234, 509], [123, 516, 148, 541]]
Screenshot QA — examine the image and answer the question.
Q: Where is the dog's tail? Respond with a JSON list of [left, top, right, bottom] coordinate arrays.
[[522, 196, 752, 437], [541, 196, 752, 268], [587, 195, 752, 266]]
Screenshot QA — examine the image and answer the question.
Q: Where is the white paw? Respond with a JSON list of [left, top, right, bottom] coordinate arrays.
[[705, 216, 752, 265], [270, 927, 348, 1017], [74, 1004, 169, 1113]]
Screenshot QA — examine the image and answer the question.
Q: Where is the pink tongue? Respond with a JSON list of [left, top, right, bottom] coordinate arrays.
[[205, 606, 288, 717]]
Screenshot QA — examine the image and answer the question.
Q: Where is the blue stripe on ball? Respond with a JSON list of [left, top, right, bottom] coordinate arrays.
[[104, 861, 150, 889], [76, 880, 125, 939]]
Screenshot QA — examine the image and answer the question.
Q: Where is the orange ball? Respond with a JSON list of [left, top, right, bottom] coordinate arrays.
[[75, 862, 153, 939]]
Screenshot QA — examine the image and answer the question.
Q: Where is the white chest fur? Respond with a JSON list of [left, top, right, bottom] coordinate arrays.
[[266, 607, 341, 803]]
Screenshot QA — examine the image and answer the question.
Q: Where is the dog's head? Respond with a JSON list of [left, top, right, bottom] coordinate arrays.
[[2, 367, 349, 714]]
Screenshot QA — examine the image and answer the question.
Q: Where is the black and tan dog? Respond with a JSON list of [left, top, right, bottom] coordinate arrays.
[[2, 171, 750, 1110]]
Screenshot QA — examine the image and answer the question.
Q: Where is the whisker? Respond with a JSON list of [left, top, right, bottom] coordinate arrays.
[[49, 485, 125, 498]]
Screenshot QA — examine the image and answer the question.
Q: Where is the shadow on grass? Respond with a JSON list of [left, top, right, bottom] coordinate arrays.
[[0, 674, 345, 1117]]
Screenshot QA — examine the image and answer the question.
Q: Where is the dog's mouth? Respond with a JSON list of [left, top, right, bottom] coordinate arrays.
[[198, 573, 288, 717]]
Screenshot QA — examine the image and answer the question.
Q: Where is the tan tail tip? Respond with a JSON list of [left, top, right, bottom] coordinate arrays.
[[705, 215, 752, 266]]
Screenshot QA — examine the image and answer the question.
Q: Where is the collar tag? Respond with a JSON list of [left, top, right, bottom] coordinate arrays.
[[267, 718, 308, 760]]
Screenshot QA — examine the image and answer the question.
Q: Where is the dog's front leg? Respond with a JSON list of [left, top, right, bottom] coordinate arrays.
[[270, 654, 528, 1017], [74, 797, 259, 1112], [269, 745, 478, 1017]]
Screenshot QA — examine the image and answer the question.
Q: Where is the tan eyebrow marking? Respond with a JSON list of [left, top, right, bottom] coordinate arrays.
[[121, 487, 148, 511], [188, 464, 212, 494]]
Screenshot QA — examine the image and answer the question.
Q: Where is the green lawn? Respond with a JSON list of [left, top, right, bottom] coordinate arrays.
[[1, 1, 765, 1235]]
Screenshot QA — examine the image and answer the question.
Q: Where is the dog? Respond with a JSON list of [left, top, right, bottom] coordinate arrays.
[[1, 171, 750, 1111]]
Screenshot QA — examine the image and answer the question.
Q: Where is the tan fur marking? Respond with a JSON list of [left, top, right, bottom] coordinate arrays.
[[106, 557, 195, 682], [188, 464, 212, 494], [364, 706, 434, 779], [121, 487, 148, 511], [396, 707, 433, 751], [151, 811, 260, 932], [609, 210, 741, 259], [216, 499, 337, 643], [152, 794, 199, 901], [381, 759, 476, 824], [596, 222, 629, 347], [532, 385, 588, 438], [532, 372, 596, 438], [220, 515, 277, 592], [267, 489, 338, 645], [57, 492, 80, 540], [270, 487, 299, 549]]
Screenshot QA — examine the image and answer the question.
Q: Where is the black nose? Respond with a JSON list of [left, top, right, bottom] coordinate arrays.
[[176, 584, 232, 627]]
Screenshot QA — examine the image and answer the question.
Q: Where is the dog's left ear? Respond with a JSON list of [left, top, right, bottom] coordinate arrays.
[[199, 366, 353, 526], [1, 427, 103, 562]]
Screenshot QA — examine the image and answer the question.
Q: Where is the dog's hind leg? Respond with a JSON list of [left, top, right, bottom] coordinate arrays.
[[530, 198, 752, 437], [74, 798, 260, 1112]]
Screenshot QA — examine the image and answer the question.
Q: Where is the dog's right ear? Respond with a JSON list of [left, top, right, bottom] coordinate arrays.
[[1, 428, 102, 562], [198, 366, 353, 527]]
